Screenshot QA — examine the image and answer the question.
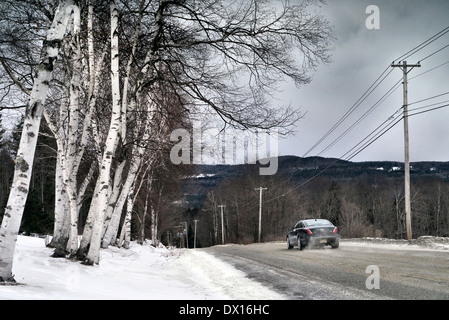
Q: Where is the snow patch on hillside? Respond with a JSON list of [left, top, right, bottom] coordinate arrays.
[[0, 236, 285, 300]]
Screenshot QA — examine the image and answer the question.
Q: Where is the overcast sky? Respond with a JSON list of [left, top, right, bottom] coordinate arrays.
[[277, 0, 449, 162]]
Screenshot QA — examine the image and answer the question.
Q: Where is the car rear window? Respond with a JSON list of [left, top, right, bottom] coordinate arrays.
[[304, 219, 333, 227]]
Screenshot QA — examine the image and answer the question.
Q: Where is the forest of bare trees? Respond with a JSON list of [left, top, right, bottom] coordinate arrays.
[[190, 167, 449, 247], [0, 0, 333, 283]]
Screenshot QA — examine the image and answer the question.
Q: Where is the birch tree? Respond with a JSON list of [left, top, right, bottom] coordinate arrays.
[[47, 0, 108, 257], [82, 0, 122, 265], [1, 0, 334, 269], [0, 0, 77, 283]]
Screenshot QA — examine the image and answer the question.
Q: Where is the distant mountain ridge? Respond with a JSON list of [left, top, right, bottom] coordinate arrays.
[[180, 155, 449, 208]]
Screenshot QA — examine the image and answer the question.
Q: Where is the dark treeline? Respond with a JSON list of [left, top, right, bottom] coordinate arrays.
[[0, 115, 56, 235], [173, 163, 449, 248]]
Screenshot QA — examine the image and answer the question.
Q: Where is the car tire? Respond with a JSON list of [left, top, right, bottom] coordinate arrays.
[[298, 240, 304, 251], [287, 237, 293, 250], [331, 242, 339, 249]]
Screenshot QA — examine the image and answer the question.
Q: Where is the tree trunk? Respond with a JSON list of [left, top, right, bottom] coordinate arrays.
[[48, 153, 70, 257], [84, 0, 121, 265], [0, 0, 76, 283], [65, 7, 82, 257], [100, 160, 126, 248]]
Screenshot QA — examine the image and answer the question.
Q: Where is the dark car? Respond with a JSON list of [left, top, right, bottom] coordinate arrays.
[[287, 219, 339, 250]]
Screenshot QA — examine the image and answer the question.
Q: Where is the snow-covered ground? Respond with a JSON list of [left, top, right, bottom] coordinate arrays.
[[342, 236, 449, 251], [0, 235, 285, 300], [2, 235, 448, 300]]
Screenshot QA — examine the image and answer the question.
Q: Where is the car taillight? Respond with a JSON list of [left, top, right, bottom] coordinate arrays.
[[305, 228, 313, 235], [332, 227, 338, 233]]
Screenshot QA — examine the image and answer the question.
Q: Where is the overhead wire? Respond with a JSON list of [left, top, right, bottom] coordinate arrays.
[[341, 107, 403, 161], [245, 26, 449, 207], [316, 74, 402, 156], [306, 25, 449, 160], [409, 60, 449, 81], [302, 65, 393, 157], [393, 26, 449, 62], [409, 99, 449, 113], [342, 90, 449, 162], [418, 43, 449, 63], [408, 91, 449, 107], [408, 103, 449, 118], [343, 114, 403, 162]]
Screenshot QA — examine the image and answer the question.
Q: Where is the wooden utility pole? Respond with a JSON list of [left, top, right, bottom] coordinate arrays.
[[193, 219, 199, 249], [391, 60, 420, 240], [176, 225, 184, 248], [255, 187, 268, 243], [218, 205, 225, 244], [166, 231, 171, 247], [181, 221, 189, 249]]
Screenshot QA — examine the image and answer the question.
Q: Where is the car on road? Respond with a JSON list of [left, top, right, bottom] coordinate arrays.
[[287, 219, 339, 250]]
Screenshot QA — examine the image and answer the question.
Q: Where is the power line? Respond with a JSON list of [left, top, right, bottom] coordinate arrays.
[[316, 76, 402, 156], [394, 26, 449, 62], [303, 26, 449, 159], [408, 91, 449, 107], [419, 43, 449, 63], [408, 102, 449, 118], [246, 100, 448, 209], [409, 99, 449, 113], [235, 27, 449, 214], [322, 61, 449, 158], [302, 65, 393, 157], [343, 114, 403, 161], [341, 109, 402, 161], [409, 59, 449, 81]]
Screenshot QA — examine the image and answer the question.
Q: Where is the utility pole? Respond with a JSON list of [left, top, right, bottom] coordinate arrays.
[[166, 231, 171, 247], [193, 219, 199, 249], [218, 205, 225, 244], [255, 187, 268, 243], [391, 60, 420, 240], [181, 221, 189, 249], [176, 225, 183, 248]]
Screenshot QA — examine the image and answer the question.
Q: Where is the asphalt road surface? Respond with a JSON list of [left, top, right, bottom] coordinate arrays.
[[202, 241, 449, 300]]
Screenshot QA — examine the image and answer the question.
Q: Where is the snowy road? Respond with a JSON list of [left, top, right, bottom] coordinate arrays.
[[2, 236, 449, 300], [203, 241, 449, 300]]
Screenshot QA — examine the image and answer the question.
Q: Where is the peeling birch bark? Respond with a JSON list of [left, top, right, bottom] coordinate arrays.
[[0, 0, 76, 283], [48, 153, 70, 257], [84, 0, 121, 265]]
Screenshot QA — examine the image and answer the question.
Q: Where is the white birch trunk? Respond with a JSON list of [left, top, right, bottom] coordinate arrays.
[[0, 0, 76, 282], [77, 173, 101, 258], [65, 7, 82, 256], [76, 161, 96, 213], [48, 153, 70, 257], [118, 192, 132, 249], [151, 187, 162, 246], [84, 0, 121, 265], [101, 159, 126, 243], [118, 213, 126, 248], [101, 104, 157, 248], [120, 0, 146, 143], [100, 0, 147, 249], [150, 205, 156, 245], [41, 5, 81, 258], [123, 200, 132, 249], [101, 158, 139, 248], [76, 44, 108, 259], [140, 190, 149, 245]]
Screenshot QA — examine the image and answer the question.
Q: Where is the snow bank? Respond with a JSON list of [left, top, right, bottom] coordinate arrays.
[[342, 236, 449, 251], [0, 236, 284, 300]]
